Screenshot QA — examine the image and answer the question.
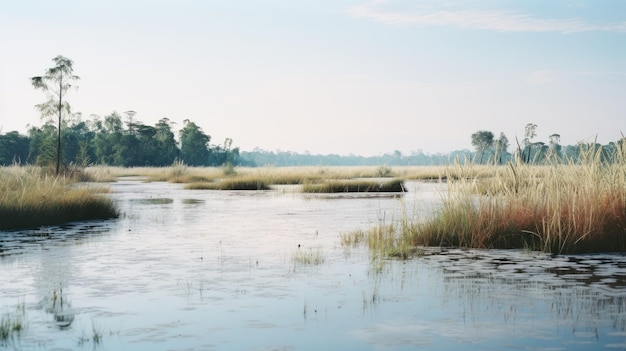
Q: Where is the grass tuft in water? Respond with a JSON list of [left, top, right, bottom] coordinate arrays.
[[77, 321, 104, 347], [185, 176, 271, 190], [292, 247, 325, 265], [302, 179, 406, 193]]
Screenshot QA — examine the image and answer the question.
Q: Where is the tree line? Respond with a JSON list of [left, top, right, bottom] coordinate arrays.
[[2, 57, 624, 168], [469, 123, 626, 165], [0, 55, 242, 169], [0, 112, 243, 168]]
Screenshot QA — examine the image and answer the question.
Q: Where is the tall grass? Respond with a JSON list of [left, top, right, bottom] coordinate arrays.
[[368, 145, 626, 255], [0, 166, 118, 230]]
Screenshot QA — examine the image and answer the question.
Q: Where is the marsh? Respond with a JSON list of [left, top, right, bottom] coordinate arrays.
[[1, 178, 625, 350]]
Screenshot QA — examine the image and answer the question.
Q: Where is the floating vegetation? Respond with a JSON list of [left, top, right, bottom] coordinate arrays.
[[133, 198, 174, 205]]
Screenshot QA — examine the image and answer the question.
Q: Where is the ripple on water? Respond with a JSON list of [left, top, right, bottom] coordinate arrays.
[[2, 180, 626, 350]]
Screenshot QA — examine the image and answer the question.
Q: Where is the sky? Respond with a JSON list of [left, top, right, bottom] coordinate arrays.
[[1, 0, 625, 156]]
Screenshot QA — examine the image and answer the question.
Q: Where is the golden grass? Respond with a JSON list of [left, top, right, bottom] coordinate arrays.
[[0, 166, 118, 230], [359, 146, 626, 255], [185, 176, 271, 190], [292, 247, 325, 265], [84, 164, 449, 193]]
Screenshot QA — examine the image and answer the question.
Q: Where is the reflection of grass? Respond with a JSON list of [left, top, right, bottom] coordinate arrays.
[[134, 198, 174, 205], [0, 166, 118, 230], [362, 275, 381, 310]]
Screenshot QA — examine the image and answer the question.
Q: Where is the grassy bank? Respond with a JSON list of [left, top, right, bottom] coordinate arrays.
[[0, 167, 118, 231], [352, 148, 626, 255]]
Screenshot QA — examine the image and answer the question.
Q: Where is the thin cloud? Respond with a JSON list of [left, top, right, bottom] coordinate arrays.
[[347, 2, 626, 33], [525, 70, 559, 84]]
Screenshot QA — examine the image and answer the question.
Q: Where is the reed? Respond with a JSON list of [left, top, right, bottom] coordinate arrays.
[[302, 179, 406, 193], [0, 313, 22, 343], [370, 145, 626, 255], [292, 247, 325, 265], [0, 166, 118, 230]]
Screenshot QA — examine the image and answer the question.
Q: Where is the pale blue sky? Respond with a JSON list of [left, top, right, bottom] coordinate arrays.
[[1, 0, 624, 155]]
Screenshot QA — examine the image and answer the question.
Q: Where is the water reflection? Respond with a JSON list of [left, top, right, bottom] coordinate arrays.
[[1, 180, 625, 350]]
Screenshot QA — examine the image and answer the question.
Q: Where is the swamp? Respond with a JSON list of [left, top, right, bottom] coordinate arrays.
[[1, 165, 626, 350]]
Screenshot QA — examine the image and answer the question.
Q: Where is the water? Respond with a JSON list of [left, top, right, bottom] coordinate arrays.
[[1, 179, 626, 350]]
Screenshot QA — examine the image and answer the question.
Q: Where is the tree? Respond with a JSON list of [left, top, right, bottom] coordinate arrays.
[[0, 131, 29, 165], [471, 130, 494, 164], [179, 120, 210, 166], [31, 55, 80, 174]]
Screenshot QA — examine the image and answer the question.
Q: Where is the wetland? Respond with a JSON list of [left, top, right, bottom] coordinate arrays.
[[1, 176, 626, 350]]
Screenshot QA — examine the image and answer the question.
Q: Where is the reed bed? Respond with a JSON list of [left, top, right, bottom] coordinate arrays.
[[358, 147, 626, 255], [0, 166, 118, 230], [302, 179, 406, 193], [86, 164, 455, 185], [185, 176, 271, 190]]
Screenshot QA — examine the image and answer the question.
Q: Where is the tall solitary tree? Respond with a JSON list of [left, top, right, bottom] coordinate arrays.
[[31, 55, 80, 174]]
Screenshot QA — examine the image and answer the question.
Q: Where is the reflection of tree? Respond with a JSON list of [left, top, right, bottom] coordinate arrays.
[[27, 224, 110, 329]]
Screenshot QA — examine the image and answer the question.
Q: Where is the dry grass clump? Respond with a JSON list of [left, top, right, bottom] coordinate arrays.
[[370, 146, 626, 255], [302, 179, 406, 193], [0, 166, 118, 230], [292, 247, 325, 265], [185, 176, 271, 190], [347, 146, 626, 256]]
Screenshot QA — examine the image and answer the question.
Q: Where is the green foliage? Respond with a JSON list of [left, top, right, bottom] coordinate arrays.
[[179, 120, 210, 166], [0, 131, 29, 165]]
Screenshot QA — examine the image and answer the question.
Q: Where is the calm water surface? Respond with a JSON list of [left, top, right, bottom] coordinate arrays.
[[1, 179, 626, 350]]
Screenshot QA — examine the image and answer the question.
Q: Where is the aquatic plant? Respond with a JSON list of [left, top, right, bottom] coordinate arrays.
[[0, 313, 23, 343], [292, 247, 325, 266], [0, 166, 118, 230], [77, 321, 104, 347], [0, 301, 26, 345]]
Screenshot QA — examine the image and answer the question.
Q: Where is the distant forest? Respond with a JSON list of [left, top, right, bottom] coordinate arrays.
[[0, 116, 624, 167]]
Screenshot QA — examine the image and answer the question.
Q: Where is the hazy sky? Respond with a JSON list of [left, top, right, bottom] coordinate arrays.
[[1, 1, 625, 156]]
